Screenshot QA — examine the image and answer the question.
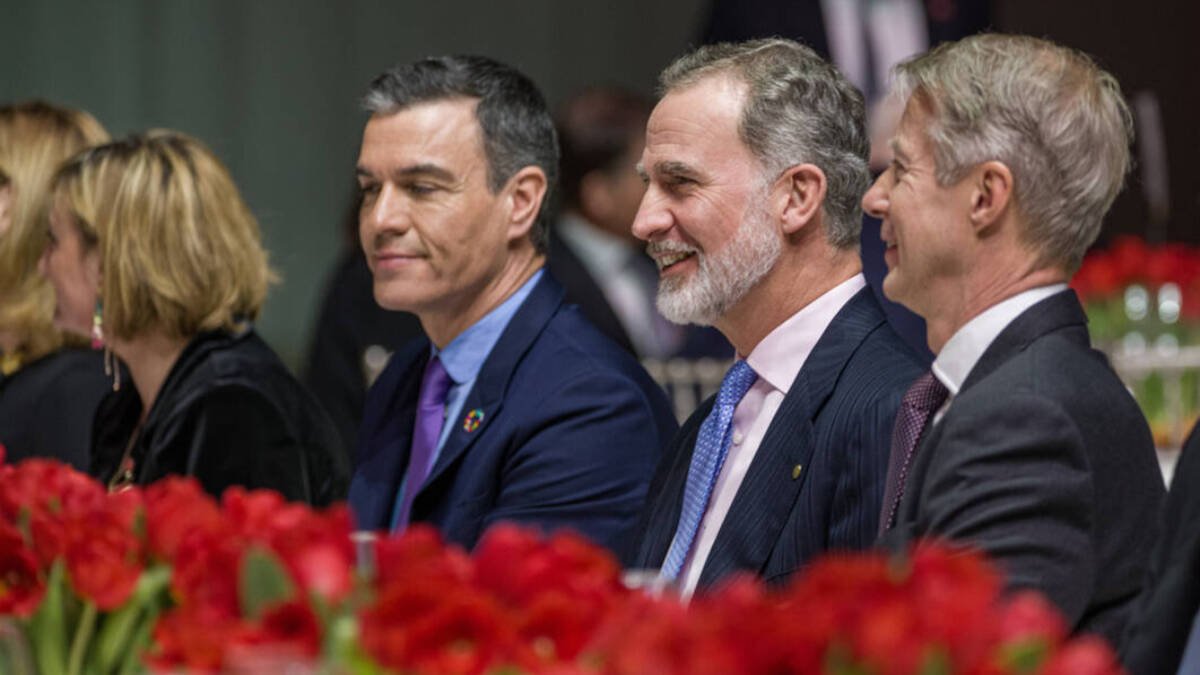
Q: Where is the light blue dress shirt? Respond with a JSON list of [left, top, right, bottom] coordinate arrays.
[[390, 269, 543, 530]]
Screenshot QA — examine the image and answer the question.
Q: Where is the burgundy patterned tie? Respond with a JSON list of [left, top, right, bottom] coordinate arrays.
[[879, 372, 949, 534], [393, 356, 453, 531]]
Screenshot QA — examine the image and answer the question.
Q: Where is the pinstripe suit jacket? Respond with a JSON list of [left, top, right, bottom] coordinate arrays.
[[627, 288, 924, 588]]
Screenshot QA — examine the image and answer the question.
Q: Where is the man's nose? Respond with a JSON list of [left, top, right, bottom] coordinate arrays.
[[862, 173, 890, 220], [631, 187, 672, 241]]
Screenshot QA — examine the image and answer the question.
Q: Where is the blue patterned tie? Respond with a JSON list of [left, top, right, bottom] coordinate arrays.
[[660, 360, 758, 582]]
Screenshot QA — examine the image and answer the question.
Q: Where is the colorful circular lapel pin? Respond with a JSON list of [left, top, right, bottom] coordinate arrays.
[[462, 408, 485, 432]]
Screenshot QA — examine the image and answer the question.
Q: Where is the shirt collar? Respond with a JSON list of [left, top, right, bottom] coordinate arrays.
[[932, 283, 1068, 395], [433, 269, 544, 385], [745, 274, 867, 394]]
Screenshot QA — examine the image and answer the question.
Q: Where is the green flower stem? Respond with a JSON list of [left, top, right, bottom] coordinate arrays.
[[91, 566, 172, 672], [30, 561, 67, 675], [66, 601, 97, 675]]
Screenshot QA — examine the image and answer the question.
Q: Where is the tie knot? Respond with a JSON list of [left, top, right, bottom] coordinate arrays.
[[903, 371, 949, 413], [419, 356, 454, 408], [716, 360, 758, 410]]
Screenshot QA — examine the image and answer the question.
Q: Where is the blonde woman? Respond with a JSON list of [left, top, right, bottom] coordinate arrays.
[[44, 131, 347, 504], [0, 101, 111, 468]]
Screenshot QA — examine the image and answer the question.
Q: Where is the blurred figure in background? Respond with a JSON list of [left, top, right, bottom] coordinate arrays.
[[45, 131, 348, 504], [0, 101, 111, 469], [549, 85, 731, 360]]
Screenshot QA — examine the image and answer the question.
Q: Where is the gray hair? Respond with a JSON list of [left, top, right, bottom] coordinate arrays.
[[659, 38, 870, 250], [363, 55, 559, 253], [893, 33, 1133, 271]]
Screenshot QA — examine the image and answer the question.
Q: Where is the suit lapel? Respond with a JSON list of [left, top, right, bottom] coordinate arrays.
[[895, 289, 1091, 529], [350, 342, 428, 530], [634, 404, 711, 569], [700, 288, 887, 585], [412, 274, 565, 512], [960, 289, 1089, 393]]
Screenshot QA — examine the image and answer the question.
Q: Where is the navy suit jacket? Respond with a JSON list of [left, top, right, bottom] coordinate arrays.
[[349, 273, 678, 553], [628, 288, 923, 587]]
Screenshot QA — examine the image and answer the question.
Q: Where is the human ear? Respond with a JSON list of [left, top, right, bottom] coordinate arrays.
[[778, 163, 827, 236], [505, 166, 548, 241], [969, 161, 1014, 233]]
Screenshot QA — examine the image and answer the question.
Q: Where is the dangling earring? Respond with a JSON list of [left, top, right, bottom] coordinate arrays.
[[91, 300, 104, 349], [93, 300, 120, 392], [104, 347, 120, 392]]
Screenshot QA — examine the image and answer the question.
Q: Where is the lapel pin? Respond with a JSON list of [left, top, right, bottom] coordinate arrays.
[[792, 464, 803, 480], [462, 408, 485, 432]]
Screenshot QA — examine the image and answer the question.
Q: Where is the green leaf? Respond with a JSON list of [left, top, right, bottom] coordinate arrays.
[[239, 545, 296, 620]]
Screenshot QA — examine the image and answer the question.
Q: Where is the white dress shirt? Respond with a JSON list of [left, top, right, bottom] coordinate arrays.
[[930, 284, 1068, 424], [677, 274, 868, 594]]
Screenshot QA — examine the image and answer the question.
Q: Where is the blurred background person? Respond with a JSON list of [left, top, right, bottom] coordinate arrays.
[[0, 101, 111, 469], [548, 85, 731, 360], [45, 131, 348, 504]]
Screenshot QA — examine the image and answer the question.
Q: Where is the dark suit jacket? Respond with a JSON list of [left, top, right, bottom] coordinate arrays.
[[349, 273, 679, 553], [1122, 424, 1200, 675], [628, 288, 923, 587], [880, 290, 1164, 649]]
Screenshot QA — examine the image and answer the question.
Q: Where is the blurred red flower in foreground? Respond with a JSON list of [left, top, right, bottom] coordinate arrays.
[[0, 452, 1128, 675]]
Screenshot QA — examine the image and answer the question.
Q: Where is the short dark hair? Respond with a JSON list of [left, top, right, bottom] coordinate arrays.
[[363, 55, 559, 253], [555, 86, 652, 210]]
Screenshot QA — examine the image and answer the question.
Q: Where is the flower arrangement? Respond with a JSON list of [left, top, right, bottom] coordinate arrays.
[[0, 450, 1125, 675], [1072, 235, 1200, 445]]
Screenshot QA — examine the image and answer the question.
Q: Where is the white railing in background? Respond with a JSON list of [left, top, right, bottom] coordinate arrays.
[[641, 358, 731, 423]]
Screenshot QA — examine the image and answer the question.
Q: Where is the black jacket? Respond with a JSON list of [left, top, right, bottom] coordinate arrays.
[[880, 290, 1164, 649], [1122, 424, 1200, 675], [0, 348, 112, 470], [92, 328, 348, 505]]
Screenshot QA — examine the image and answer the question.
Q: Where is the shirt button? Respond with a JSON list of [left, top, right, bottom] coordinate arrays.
[[732, 430, 744, 445]]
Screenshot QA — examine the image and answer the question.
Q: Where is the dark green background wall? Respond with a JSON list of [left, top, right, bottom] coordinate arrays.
[[1, 0, 706, 367]]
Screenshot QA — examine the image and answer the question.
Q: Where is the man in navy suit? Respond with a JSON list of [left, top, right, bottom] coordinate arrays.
[[627, 39, 924, 594], [349, 55, 678, 553], [868, 35, 1163, 649]]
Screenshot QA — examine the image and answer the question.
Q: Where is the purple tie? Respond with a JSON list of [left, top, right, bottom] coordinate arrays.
[[879, 372, 949, 535], [394, 356, 453, 530]]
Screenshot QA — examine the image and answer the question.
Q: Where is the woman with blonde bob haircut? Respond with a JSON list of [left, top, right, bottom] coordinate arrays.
[[45, 131, 347, 504], [0, 101, 111, 468]]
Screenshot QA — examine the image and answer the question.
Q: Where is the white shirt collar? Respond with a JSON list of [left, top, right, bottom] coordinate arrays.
[[745, 274, 868, 394], [932, 284, 1068, 395]]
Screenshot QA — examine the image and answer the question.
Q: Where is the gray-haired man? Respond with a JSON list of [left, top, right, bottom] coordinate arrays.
[[627, 38, 923, 594], [868, 34, 1163, 649]]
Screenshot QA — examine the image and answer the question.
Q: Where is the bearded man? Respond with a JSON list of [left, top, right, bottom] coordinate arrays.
[[625, 38, 923, 593]]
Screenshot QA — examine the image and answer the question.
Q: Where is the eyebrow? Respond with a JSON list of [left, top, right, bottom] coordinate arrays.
[[889, 139, 910, 162], [355, 163, 456, 183], [652, 160, 701, 181]]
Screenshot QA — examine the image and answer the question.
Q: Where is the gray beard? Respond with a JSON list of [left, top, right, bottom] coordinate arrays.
[[655, 206, 781, 326]]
